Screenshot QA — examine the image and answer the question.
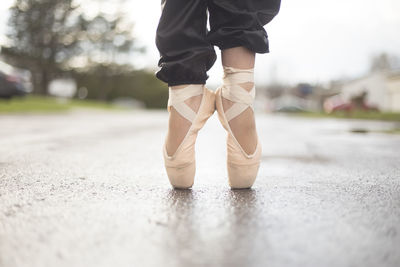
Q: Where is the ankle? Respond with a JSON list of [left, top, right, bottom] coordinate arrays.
[[170, 84, 191, 90]]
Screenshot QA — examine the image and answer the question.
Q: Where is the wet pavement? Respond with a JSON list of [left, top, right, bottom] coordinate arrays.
[[0, 110, 399, 267]]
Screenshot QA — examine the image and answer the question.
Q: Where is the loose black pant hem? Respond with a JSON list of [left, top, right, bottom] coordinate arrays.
[[155, 0, 281, 85]]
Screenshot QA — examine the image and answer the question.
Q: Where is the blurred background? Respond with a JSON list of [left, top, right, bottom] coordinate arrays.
[[1, 2, 400, 266], [0, 0, 399, 119]]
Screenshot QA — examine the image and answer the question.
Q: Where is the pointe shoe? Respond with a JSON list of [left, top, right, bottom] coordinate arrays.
[[163, 84, 215, 189], [215, 66, 262, 189]]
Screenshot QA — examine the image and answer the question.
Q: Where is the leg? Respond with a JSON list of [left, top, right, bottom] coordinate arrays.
[[155, 0, 216, 156], [207, 0, 281, 53], [156, 0, 216, 86], [166, 85, 202, 155], [210, 0, 281, 188], [208, 0, 281, 154], [221, 47, 257, 154]]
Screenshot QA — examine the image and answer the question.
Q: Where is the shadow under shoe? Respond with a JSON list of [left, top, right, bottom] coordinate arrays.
[[163, 85, 215, 189]]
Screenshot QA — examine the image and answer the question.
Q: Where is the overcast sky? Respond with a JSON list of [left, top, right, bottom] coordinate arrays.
[[1, 0, 400, 86]]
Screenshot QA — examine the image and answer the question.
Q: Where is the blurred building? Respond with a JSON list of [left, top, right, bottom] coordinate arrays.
[[339, 71, 400, 112], [261, 83, 339, 112]]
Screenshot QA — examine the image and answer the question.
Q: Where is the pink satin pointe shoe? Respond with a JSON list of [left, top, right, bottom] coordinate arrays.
[[163, 84, 215, 189], [215, 66, 262, 189]]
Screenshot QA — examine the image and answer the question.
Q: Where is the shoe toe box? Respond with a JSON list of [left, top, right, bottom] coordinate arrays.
[[165, 162, 196, 189], [227, 162, 260, 189]]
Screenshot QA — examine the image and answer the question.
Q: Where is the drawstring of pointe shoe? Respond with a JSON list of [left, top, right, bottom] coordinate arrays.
[[168, 84, 204, 122], [221, 66, 255, 122]]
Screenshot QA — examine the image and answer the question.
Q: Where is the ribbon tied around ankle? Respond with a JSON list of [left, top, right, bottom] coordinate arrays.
[[168, 84, 204, 122], [221, 66, 255, 121]]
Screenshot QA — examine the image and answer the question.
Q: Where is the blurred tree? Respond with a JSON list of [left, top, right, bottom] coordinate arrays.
[[73, 65, 168, 108], [6, 0, 137, 95]]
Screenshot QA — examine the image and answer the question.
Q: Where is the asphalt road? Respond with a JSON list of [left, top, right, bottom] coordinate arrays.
[[0, 110, 399, 267]]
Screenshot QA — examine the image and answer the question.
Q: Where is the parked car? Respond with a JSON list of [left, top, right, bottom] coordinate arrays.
[[324, 95, 380, 113], [0, 61, 32, 99]]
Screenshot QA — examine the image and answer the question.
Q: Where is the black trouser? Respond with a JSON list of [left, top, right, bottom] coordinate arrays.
[[155, 0, 281, 86]]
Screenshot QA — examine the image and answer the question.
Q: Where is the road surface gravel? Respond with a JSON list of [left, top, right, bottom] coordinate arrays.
[[0, 110, 399, 267]]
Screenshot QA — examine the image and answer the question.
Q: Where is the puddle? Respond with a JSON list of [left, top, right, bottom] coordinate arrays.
[[349, 128, 369, 134], [348, 128, 400, 135]]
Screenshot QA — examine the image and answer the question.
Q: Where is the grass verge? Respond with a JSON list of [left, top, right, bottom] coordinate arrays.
[[294, 111, 400, 122], [0, 96, 123, 113]]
